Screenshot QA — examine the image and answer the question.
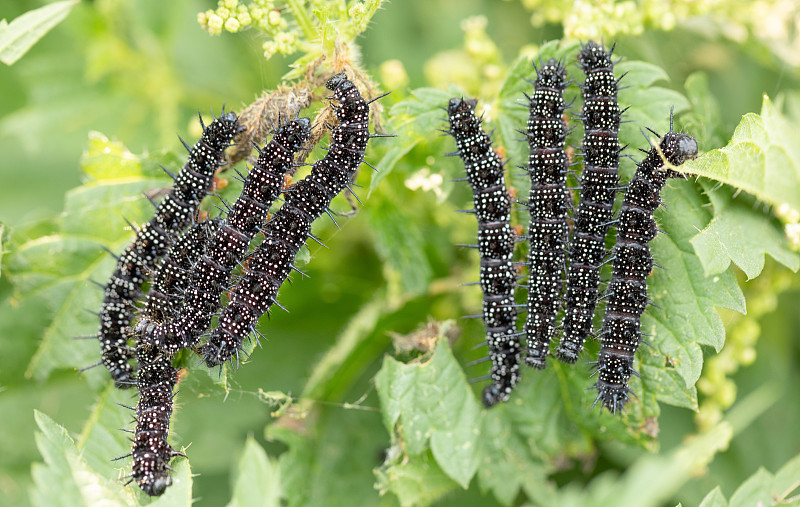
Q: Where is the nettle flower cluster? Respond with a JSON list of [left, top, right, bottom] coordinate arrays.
[[197, 0, 382, 59], [518, 0, 800, 53], [198, 0, 296, 58]]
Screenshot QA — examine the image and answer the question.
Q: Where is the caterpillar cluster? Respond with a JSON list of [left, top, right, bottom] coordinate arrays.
[[446, 98, 521, 408], [448, 41, 698, 414], [89, 72, 383, 496], [143, 220, 220, 325], [136, 117, 312, 355], [200, 73, 374, 366], [96, 112, 239, 387]]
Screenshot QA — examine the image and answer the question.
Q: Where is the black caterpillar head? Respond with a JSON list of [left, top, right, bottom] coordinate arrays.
[[274, 117, 312, 151], [577, 40, 614, 71], [447, 98, 479, 127], [326, 72, 356, 98], [534, 58, 567, 90], [201, 111, 240, 151], [141, 472, 172, 497], [660, 132, 698, 166]]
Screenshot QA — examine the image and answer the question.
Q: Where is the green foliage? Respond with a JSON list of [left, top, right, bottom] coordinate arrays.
[[9, 132, 171, 390], [32, 410, 134, 507], [682, 95, 800, 276], [682, 95, 800, 219], [517, 0, 800, 66], [0, 0, 79, 65], [199, 0, 384, 78], [227, 438, 281, 507], [376, 337, 482, 489], [697, 453, 800, 507], [2, 1, 800, 506], [31, 396, 194, 507], [690, 186, 800, 279]]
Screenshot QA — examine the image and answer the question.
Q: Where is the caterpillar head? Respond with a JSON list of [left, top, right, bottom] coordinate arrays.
[[660, 132, 698, 166]]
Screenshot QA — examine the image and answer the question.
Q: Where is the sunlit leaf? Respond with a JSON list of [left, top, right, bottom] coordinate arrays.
[[0, 0, 79, 65], [375, 339, 482, 488], [682, 95, 800, 216]]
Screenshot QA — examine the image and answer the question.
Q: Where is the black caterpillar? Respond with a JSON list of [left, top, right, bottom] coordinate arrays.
[[523, 59, 570, 369], [136, 118, 312, 355], [96, 112, 239, 387], [142, 219, 220, 325], [593, 118, 697, 413], [557, 41, 622, 363], [446, 97, 520, 408], [129, 343, 180, 496], [127, 221, 216, 496], [200, 73, 373, 367]]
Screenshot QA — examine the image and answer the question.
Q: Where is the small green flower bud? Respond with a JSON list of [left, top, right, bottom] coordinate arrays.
[[224, 17, 240, 32]]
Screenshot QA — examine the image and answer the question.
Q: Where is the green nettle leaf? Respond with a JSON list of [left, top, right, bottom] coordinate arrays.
[[682, 95, 800, 216], [75, 386, 144, 482], [637, 182, 745, 415], [226, 438, 281, 507], [0, 0, 79, 65], [690, 186, 799, 278], [375, 449, 458, 507], [16, 236, 114, 388], [30, 410, 134, 507], [375, 339, 482, 489], [9, 133, 170, 388], [31, 384, 193, 506], [33, 384, 196, 505], [475, 405, 551, 505], [699, 487, 728, 507], [697, 453, 800, 507]]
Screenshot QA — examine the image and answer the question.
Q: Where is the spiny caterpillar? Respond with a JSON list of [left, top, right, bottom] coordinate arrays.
[[523, 59, 570, 369], [126, 221, 216, 496], [96, 112, 239, 387], [137, 118, 312, 355], [592, 117, 697, 413], [200, 73, 376, 367], [142, 219, 220, 325], [446, 97, 521, 408], [129, 343, 181, 496], [558, 41, 622, 363]]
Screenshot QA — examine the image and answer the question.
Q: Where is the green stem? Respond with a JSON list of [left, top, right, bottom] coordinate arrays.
[[286, 0, 316, 41]]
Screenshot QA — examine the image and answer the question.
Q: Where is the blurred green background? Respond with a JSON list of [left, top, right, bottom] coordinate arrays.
[[1, 0, 799, 506]]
